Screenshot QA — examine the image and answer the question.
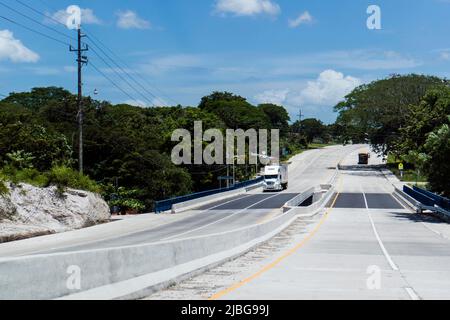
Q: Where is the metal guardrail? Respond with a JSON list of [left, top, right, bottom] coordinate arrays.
[[155, 177, 264, 213], [403, 186, 435, 207], [413, 186, 450, 211]]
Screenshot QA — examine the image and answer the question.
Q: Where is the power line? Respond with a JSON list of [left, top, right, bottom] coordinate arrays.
[[84, 31, 179, 106], [89, 47, 153, 106], [14, 0, 178, 106], [0, 17, 142, 105], [14, 0, 69, 29], [85, 35, 160, 103], [0, 15, 70, 46], [0, 1, 76, 43], [3, 1, 172, 107], [89, 61, 140, 103]]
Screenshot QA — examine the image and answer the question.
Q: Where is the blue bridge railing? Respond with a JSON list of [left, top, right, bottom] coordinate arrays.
[[403, 186, 435, 207], [155, 177, 264, 213], [413, 186, 450, 211]]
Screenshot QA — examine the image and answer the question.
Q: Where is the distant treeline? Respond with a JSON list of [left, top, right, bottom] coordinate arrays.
[[0, 89, 336, 211]]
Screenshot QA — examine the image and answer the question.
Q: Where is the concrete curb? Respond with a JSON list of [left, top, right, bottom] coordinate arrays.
[[393, 187, 421, 213]]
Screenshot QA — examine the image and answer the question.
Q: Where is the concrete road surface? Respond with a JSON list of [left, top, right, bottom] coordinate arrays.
[[147, 148, 450, 300], [0, 145, 361, 258]]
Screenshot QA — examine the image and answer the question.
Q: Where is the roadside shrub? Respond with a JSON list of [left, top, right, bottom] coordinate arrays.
[[0, 166, 49, 187], [45, 165, 101, 194], [107, 187, 146, 214], [0, 179, 9, 196]]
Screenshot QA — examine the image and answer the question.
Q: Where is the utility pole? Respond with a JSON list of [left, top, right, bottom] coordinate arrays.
[[298, 108, 304, 123], [70, 28, 88, 173]]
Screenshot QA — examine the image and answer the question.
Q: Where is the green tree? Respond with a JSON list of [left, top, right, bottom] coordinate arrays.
[[399, 87, 450, 155], [422, 122, 450, 197], [292, 118, 327, 144], [258, 103, 290, 136], [335, 74, 445, 155], [199, 92, 270, 130]]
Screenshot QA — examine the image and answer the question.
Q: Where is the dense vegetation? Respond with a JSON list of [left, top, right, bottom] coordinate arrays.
[[335, 74, 450, 197], [2, 74, 448, 210], [0, 88, 333, 212]]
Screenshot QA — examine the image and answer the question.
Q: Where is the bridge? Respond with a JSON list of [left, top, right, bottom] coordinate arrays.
[[1, 145, 449, 300]]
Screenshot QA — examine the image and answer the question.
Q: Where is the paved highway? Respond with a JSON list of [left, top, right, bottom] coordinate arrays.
[[147, 148, 450, 300], [0, 145, 361, 258]]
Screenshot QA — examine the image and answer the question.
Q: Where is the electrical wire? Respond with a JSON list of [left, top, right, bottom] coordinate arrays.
[[89, 47, 153, 106], [1, 1, 175, 106], [85, 35, 160, 102], [89, 61, 140, 103], [85, 31, 178, 106], [15, 0, 69, 29], [0, 1, 76, 43], [0, 15, 70, 46]]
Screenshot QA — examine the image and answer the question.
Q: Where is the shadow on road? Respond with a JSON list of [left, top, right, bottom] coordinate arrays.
[[387, 210, 446, 225]]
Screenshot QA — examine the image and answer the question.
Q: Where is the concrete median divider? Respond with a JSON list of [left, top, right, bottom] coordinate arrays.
[[285, 187, 315, 207]]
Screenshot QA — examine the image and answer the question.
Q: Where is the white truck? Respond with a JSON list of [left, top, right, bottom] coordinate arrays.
[[262, 164, 289, 192]]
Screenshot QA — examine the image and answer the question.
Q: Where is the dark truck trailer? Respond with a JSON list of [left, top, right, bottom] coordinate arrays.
[[358, 153, 370, 165]]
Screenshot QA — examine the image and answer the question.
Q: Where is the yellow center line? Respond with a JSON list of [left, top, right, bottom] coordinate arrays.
[[208, 177, 343, 301]]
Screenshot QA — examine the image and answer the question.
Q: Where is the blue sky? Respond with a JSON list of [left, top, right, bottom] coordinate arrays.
[[0, 0, 449, 123]]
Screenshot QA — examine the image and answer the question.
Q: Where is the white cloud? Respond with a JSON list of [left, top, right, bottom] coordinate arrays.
[[0, 29, 39, 63], [215, 0, 280, 16], [28, 66, 61, 76], [288, 11, 313, 28], [254, 89, 289, 105], [63, 66, 77, 73], [116, 10, 151, 29], [141, 54, 206, 75], [46, 8, 102, 25], [440, 51, 450, 60], [295, 70, 361, 106]]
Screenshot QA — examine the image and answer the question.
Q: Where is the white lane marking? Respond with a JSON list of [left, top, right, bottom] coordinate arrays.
[[405, 287, 421, 300], [200, 194, 253, 211], [361, 189, 399, 271], [161, 193, 284, 241]]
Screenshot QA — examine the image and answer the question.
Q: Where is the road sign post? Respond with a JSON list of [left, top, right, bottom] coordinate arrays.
[[398, 163, 404, 179]]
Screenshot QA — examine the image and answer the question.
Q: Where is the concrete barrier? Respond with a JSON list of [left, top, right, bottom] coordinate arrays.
[[285, 187, 315, 207], [290, 183, 337, 216], [0, 204, 298, 300]]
